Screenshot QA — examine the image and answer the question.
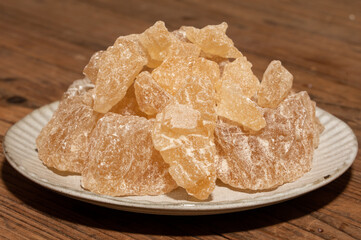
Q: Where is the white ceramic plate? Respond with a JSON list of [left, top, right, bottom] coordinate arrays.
[[3, 102, 358, 215]]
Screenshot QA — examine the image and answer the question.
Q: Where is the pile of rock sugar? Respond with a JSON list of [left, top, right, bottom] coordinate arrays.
[[37, 21, 323, 200]]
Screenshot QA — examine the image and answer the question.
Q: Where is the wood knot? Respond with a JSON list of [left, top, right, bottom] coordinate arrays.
[[7, 96, 27, 104]]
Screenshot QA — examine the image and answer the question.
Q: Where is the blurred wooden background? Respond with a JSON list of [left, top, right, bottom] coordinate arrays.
[[0, 0, 360, 239]]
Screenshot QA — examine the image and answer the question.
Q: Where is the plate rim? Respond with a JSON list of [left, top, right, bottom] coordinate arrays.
[[2, 103, 358, 214]]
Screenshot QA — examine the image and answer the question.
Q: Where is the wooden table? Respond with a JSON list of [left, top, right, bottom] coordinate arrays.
[[1, 0, 360, 239]]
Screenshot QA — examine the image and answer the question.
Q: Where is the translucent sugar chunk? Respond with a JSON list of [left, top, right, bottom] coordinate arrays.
[[93, 35, 147, 113], [140, 23, 200, 68], [220, 56, 260, 98], [193, 58, 221, 94], [162, 104, 201, 131], [217, 89, 266, 131], [215, 91, 323, 190], [152, 77, 217, 200], [36, 91, 103, 173], [174, 73, 217, 135], [134, 71, 171, 116], [139, 21, 177, 65], [82, 113, 177, 196], [183, 22, 242, 58], [83, 50, 104, 83], [160, 135, 217, 200], [152, 56, 196, 95], [258, 60, 293, 108]]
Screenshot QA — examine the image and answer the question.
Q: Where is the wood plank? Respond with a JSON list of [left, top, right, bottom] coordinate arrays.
[[0, 0, 360, 239]]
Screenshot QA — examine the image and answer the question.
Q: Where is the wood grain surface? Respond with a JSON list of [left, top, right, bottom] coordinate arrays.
[[1, 0, 360, 239]]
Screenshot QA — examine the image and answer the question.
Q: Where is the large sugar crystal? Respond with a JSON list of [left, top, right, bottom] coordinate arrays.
[[160, 135, 217, 200], [36, 91, 102, 173], [152, 56, 196, 95], [215, 91, 323, 190], [139, 21, 177, 67], [151, 55, 220, 97], [82, 113, 177, 196], [93, 34, 147, 113], [220, 56, 260, 98], [140, 22, 201, 69], [134, 71, 172, 116], [193, 58, 221, 94], [183, 22, 242, 58], [217, 89, 266, 131], [258, 60, 293, 108], [217, 56, 265, 131], [152, 76, 217, 200]]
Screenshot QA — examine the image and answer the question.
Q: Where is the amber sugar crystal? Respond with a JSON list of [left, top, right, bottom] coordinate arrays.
[[217, 56, 265, 131], [151, 55, 218, 97], [134, 71, 172, 116], [159, 135, 217, 200], [215, 92, 323, 190], [220, 57, 260, 98], [193, 57, 221, 94], [37, 90, 102, 173], [183, 22, 242, 59], [217, 90, 266, 131], [139, 21, 202, 69], [152, 55, 196, 95], [174, 73, 217, 135], [83, 50, 104, 83], [82, 113, 177, 196], [152, 75, 217, 200], [139, 21, 175, 61], [258, 60, 293, 108], [93, 35, 147, 113]]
